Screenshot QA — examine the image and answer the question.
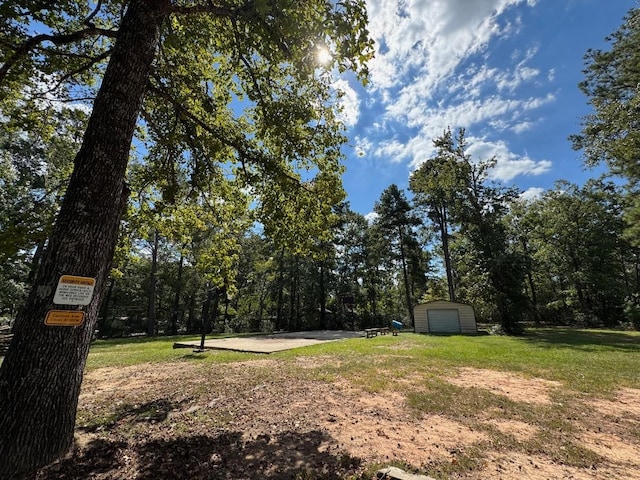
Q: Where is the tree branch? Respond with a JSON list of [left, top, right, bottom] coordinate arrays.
[[0, 27, 117, 86], [167, 2, 237, 17], [30, 48, 112, 99], [84, 0, 104, 27], [147, 77, 304, 189]]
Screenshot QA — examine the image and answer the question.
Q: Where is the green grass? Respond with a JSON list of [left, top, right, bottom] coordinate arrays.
[[87, 328, 640, 394], [269, 328, 640, 394], [78, 327, 640, 479], [86, 334, 259, 370]]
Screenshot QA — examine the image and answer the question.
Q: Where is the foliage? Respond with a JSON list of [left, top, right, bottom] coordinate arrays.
[[571, 6, 640, 245], [1, 2, 640, 339], [410, 128, 469, 302], [373, 185, 424, 326], [0, 2, 376, 475], [411, 128, 526, 332], [521, 180, 633, 327]]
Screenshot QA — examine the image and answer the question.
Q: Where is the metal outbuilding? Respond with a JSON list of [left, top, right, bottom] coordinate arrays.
[[413, 300, 477, 334]]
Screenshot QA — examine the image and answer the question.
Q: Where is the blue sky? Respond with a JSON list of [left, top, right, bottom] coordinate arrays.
[[336, 0, 635, 217]]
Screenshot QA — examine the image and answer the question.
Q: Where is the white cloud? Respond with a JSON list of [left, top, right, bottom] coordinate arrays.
[[354, 136, 373, 157], [360, 0, 555, 184], [366, 0, 532, 93], [333, 79, 360, 128], [519, 187, 545, 201], [365, 211, 379, 224], [407, 136, 551, 182], [375, 138, 410, 163], [466, 138, 552, 181]]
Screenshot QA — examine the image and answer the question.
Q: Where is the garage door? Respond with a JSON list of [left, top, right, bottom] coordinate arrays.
[[427, 309, 461, 333]]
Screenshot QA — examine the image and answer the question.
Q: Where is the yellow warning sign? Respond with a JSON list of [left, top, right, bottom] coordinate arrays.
[[53, 275, 96, 306], [44, 310, 85, 327]]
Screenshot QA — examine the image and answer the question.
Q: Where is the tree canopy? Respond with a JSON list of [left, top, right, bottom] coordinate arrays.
[[0, 1, 374, 475], [570, 6, 640, 243]]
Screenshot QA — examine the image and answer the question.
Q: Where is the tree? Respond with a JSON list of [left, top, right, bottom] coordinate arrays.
[[456, 155, 526, 333], [570, 6, 640, 244], [416, 128, 525, 332], [504, 199, 542, 324], [0, 1, 373, 474], [373, 184, 422, 327], [332, 203, 368, 327], [0, 105, 85, 320], [529, 180, 628, 326], [410, 128, 469, 302]]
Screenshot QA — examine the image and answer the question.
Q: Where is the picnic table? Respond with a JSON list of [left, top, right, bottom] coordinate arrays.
[[364, 326, 398, 338]]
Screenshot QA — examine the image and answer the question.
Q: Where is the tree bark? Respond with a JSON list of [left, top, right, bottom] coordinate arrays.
[[319, 261, 327, 328], [0, 1, 166, 475]]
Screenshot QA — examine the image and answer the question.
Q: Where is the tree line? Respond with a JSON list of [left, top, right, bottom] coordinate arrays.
[[3, 125, 639, 336]]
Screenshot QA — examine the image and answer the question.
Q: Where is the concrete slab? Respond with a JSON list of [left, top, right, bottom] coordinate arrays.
[[173, 330, 365, 354], [376, 466, 436, 480]]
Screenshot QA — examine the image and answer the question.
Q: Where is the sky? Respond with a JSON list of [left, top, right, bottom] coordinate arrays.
[[336, 0, 636, 217]]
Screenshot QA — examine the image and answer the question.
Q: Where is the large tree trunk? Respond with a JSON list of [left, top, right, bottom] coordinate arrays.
[[0, 2, 166, 475]]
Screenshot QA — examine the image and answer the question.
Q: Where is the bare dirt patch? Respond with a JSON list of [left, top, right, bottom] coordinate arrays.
[[477, 451, 633, 480], [318, 382, 486, 466], [31, 359, 640, 479], [590, 387, 640, 418], [489, 419, 538, 442], [447, 367, 562, 404]]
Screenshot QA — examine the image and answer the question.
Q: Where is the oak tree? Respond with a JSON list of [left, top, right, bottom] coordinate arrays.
[[0, 0, 372, 474]]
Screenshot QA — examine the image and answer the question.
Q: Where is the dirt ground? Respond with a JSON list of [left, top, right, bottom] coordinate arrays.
[[30, 357, 640, 480]]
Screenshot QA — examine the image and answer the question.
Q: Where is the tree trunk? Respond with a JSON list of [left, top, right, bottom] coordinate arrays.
[[439, 208, 456, 302], [186, 294, 196, 333], [199, 285, 214, 349], [295, 258, 301, 331], [275, 247, 285, 331], [319, 261, 327, 329], [147, 230, 159, 336], [170, 254, 184, 335], [370, 266, 379, 318], [398, 227, 414, 328], [0, 2, 166, 475]]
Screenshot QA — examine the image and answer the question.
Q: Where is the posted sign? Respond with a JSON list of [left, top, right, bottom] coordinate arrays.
[[45, 310, 85, 327], [53, 275, 96, 306]]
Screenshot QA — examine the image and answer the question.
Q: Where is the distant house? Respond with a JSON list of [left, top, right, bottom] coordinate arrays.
[[414, 300, 477, 334]]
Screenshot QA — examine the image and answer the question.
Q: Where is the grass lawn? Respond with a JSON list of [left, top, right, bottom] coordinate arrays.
[[87, 327, 640, 394], [63, 327, 640, 479]]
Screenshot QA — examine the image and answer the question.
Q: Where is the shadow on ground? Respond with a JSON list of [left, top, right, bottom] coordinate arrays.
[[28, 430, 363, 480], [522, 328, 640, 351]]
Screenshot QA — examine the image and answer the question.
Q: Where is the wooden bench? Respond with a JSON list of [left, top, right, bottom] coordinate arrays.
[[365, 327, 391, 338]]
